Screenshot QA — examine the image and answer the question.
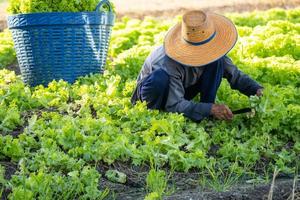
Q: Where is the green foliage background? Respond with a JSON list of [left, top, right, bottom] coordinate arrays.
[[0, 7, 299, 199]]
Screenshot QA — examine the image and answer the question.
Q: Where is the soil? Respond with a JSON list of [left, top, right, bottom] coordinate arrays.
[[164, 179, 300, 200], [1, 158, 299, 199], [101, 172, 299, 200], [1, 126, 24, 138], [96, 161, 300, 200], [1, 0, 299, 199], [5, 62, 20, 75], [0, 0, 299, 30], [112, 0, 299, 13], [114, 1, 300, 20], [0, 161, 17, 200]]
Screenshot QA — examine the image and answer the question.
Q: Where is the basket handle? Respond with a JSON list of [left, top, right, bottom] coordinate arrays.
[[96, 0, 113, 12]]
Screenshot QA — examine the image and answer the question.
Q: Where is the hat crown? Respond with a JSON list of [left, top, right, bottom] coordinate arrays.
[[183, 11, 206, 26], [182, 10, 215, 44]]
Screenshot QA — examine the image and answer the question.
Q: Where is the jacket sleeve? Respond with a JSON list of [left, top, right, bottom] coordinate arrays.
[[164, 58, 212, 122], [223, 56, 263, 96]]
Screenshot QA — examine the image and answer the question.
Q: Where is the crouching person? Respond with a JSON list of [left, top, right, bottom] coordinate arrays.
[[131, 10, 263, 122]]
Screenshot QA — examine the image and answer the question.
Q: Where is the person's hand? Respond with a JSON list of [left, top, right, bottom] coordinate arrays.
[[211, 104, 233, 121], [256, 88, 264, 97]]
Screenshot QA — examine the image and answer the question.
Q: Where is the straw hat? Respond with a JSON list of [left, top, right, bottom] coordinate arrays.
[[164, 10, 238, 67]]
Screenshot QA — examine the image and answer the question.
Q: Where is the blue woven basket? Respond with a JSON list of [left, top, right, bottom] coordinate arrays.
[[7, 0, 115, 86]]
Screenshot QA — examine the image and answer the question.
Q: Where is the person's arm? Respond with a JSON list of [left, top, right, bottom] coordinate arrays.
[[164, 71, 213, 122], [223, 56, 263, 96], [164, 56, 234, 122]]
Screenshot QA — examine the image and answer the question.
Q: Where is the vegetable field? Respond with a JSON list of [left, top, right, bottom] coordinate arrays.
[[0, 8, 299, 200]]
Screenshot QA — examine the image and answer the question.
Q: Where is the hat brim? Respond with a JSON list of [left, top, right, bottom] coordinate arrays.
[[164, 12, 238, 67]]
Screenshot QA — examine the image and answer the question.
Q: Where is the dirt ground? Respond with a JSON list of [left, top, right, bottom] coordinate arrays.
[[104, 178, 300, 200], [112, 0, 299, 12], [2, 159, 298, 199], [98, 162, 300, 200], [0, 0, 299, 26], [111, 0, 300, 18]]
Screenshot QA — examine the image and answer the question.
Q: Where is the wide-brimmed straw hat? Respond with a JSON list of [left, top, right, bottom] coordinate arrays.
[[164, 10, 238, 67]]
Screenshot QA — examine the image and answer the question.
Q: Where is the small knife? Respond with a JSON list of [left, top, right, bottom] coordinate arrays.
[[232, 107, 252, 115]]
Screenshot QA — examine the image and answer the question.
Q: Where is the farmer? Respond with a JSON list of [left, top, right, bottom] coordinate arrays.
[[131, 10, 263, 122]]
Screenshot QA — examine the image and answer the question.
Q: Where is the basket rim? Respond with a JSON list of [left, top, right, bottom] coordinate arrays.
[[7, 10, 115, 18], [7, 11, 115, 28]]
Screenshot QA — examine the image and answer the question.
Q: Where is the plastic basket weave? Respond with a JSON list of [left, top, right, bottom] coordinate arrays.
[[7, 0, 115, 86]]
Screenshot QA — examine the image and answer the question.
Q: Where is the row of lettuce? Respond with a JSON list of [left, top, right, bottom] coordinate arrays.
[[0, 8, 299, 200]]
